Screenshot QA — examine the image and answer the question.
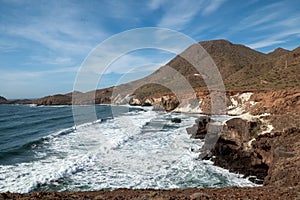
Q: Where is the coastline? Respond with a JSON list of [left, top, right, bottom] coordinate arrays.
[[0, 89, 299, 199]]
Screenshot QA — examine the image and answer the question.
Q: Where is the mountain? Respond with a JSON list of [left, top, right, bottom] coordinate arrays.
[[127, 39, 299, 99], [14, 39, 300, 106], [268, 47, 290, 58], [0, 96, 7, 104]]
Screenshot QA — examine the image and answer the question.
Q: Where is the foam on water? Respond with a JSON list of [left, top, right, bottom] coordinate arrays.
[[0, 109, 257, 193]]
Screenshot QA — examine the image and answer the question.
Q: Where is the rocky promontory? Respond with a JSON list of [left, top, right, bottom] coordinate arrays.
[[185, 88, 300, 187], [0, 96, 7, 104]]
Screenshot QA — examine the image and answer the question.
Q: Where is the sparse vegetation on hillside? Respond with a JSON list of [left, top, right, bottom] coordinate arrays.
[[132, 40, 300, 98]]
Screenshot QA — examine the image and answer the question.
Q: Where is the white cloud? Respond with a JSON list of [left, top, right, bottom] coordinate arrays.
[[157, 0, 204, 31], [0, 40, 18, 53], [247, 40, 285, 49], [1, 2, 108, 58], [148, 0, 168, 10], [156, 0, 225, 31], [225, 4, 284, 36], [202, 0, 226, 16], [0, 67, 79, 82], [247, 28, 300, 49]]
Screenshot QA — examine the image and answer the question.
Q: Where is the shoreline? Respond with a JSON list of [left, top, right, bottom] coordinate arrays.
[[0, 89, 299, 198]]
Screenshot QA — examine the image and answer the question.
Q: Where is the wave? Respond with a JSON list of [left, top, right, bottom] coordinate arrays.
[[0, 109, 157, 193], [2, 115, 70, 131], [0, 109, 257, 193]]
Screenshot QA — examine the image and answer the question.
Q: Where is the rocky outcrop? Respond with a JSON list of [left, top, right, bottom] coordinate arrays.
[[204, 118, 267, 184], [263, 127, 300, 187], [129, 95, 142, 106], [186, 117, 211, 139], [131, 94, 180, 111], [188, 114, 300, 186], [33, 94, 72, 106], [0, 96, 8, 104], [171, 118, 182, 123], [186, 89, 299, 187], [0, 96, 32, 104]]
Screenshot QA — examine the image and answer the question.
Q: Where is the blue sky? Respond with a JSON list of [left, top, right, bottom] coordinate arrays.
[[1, 0, 300, 99]]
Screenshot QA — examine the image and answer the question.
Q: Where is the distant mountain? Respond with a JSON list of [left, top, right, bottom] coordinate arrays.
[[0, 96, 7, 104]]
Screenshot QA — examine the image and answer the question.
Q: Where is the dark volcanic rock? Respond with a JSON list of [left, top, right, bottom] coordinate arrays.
[[171, 118, 181, 123]]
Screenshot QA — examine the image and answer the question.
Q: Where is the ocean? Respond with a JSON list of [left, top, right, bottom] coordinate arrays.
[[0, 104, 256, 193]]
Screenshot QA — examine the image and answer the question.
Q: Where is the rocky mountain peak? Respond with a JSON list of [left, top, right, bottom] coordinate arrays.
[[268, 47, 290, 57]]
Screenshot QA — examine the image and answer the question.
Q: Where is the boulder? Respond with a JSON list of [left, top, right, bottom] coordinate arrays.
[[186, 117, 211, 139], [171, 118, 181, 123], [161, 95, 179, 111], [129, 95, 142, 106]]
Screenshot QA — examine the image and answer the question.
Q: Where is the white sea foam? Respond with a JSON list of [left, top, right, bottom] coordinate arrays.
[[0, 110, 256, 193]]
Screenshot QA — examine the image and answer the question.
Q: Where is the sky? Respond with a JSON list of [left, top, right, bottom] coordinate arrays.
[[1, 0, 300, 99]]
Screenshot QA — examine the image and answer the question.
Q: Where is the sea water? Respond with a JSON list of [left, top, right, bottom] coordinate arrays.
[[0, 104, 256, 193]]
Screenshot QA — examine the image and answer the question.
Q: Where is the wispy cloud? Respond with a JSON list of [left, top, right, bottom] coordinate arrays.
[[218, 1, 300, 50], [148, 0, 168, 10], [225, 2, 285, 35], [153, 0, 226, 32], [247, 40, 285, 49], [247, 28, 300, 49], [0, 2, 108, 61], [202, 0, 226, 16], [0, 66, 79, 82], [0, 39, 18, 53], [156, 0, 204, 31]]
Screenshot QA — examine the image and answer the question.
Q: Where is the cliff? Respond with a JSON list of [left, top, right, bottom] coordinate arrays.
[[186, 89, 300, 186]]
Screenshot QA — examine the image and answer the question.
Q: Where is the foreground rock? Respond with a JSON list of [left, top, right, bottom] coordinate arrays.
[[2, 187, 299, 199], [183, 88, 300, 187], [189, 117, 300, 186], [202, 118, 268, 184]]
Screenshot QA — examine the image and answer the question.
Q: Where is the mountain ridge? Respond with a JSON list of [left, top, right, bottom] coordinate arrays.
[[1, 39, 299, 105]]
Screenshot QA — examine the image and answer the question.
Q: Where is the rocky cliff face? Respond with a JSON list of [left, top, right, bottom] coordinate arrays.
[[186, 89, 300, 186]]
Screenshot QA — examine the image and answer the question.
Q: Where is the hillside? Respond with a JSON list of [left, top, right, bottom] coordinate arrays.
[[117, 39, 299, 100], [3, 39, 299, 105]]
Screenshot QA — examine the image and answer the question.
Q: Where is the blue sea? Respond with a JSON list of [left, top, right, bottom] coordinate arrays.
[[0, 104, 256, 193]]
